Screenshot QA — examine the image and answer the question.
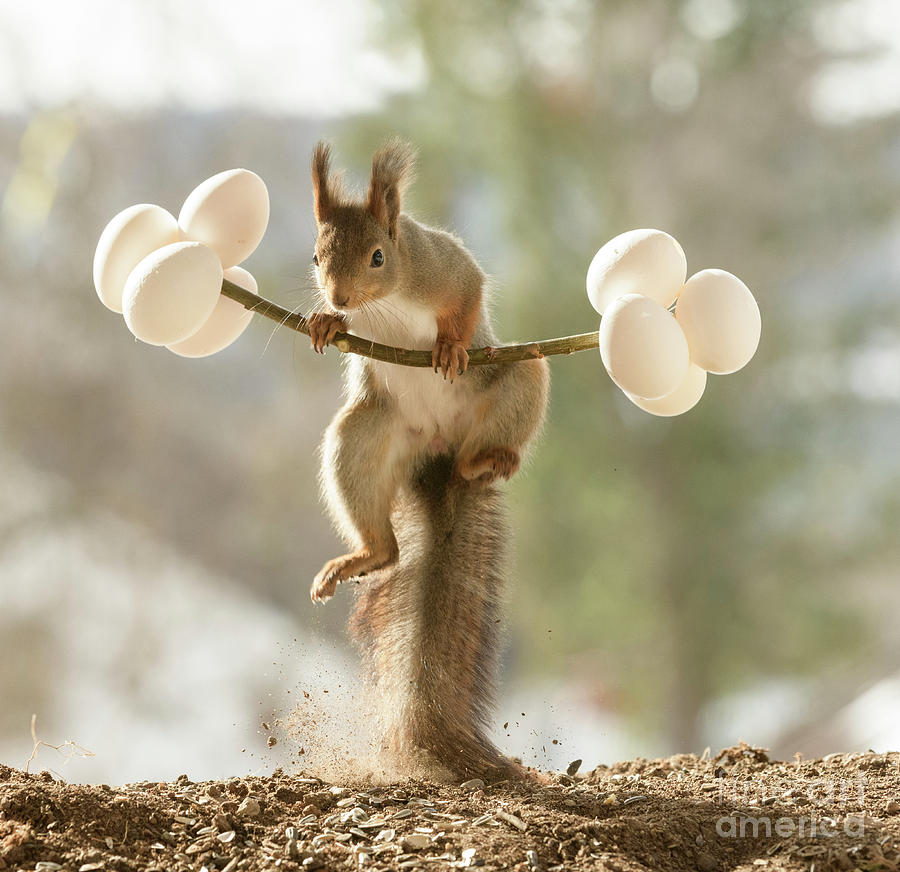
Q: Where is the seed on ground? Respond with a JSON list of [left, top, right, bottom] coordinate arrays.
[[496, 810, 527, 831]]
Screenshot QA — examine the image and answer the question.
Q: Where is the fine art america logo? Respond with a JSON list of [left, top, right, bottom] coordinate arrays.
[[715, 776, 869, 839]]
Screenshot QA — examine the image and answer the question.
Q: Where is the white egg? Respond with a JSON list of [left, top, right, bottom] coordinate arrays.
[[123, 242, 223, 346], [167, 266, 255, 358], [627, 363, 707, 417], [599, 294, 690, 400], [178, 169, 269, 269], [93, 204, 179, 313], [587, 228, 687, 314], [675, 269, 761, 374]]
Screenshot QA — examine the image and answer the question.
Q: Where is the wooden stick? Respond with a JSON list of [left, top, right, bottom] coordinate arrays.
[[221, 278, 599, 367]]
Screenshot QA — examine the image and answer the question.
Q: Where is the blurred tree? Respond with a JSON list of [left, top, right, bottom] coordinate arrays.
[[340, 0, 900, 749]]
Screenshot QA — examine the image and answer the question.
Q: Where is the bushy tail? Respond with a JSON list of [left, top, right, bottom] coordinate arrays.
[[349, 454, 521, 782]]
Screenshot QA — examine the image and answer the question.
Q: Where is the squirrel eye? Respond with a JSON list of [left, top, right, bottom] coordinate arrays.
[[371, 249, 384, 268], [312, 253, 319, 266]]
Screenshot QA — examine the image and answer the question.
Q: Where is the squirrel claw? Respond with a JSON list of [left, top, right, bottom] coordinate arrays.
[[432, 338, 469, 382], [308, 312, 347, 354]]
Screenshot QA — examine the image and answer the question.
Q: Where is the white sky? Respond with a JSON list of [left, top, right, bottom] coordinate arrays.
[[810, 0, 900, 123], [0, 0, 897, 124], [0, 0, 425, 116]]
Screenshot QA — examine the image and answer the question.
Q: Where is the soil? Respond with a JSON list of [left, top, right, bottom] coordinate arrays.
[[2, 743, 899, 872]]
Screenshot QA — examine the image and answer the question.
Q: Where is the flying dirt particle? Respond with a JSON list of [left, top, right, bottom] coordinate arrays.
[[267, 737, 277, 748], [552, 739, 558, 745], [567, 759, 582, 776], [503, 723, 508, 730], [261, 722, 270, 731]]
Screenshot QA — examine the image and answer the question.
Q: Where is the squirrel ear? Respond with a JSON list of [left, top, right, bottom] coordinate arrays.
[[311, 141, 334, 222], [367, 138, 416, 240]]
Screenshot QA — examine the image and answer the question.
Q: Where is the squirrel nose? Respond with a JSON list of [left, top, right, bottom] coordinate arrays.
[[334, 294, 350, 308]]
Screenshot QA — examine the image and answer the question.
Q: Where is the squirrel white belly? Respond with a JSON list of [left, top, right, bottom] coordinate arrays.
[[306, 139, 549, 781], [346, 297, 470, 442]]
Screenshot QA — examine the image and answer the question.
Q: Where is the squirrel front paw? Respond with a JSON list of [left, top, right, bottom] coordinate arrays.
[[308, 311, 348, 354], [457, 446, 520, 484], [432, 337, 469, 382]]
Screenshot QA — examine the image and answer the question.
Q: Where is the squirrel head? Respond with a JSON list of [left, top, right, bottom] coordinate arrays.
[[310, 139, 417, 312]]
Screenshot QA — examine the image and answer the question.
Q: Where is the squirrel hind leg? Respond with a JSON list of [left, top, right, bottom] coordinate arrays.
[[454, 357, 549, 485], [310, 540, 398, 603], [456, 446, 520, 483]]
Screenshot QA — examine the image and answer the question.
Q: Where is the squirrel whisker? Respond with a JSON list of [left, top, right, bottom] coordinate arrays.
[[259, 299, 310, 359]]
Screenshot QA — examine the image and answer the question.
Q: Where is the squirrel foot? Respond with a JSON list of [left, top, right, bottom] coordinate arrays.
[[308, 311, 348, 353], [310, 544, 398, 603], [431, 338, 469, 382], [457, 446, 520, 484]]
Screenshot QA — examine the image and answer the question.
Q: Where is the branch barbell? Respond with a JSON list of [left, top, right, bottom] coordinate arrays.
[[221, 278, 600, 367]]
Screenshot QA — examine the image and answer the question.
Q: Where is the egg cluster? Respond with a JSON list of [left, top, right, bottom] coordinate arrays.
[[92, 169, 270, 357], [587, 229, 761, 417]]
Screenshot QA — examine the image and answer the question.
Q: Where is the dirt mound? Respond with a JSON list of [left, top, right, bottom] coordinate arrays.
[[2, 744, 899, 871]]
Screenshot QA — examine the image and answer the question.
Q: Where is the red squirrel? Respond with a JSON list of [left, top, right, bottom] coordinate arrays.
[[307, 139, 549, 781]]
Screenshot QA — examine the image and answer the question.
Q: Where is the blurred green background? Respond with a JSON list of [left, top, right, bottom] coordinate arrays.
[[2, 0, 900, 783]]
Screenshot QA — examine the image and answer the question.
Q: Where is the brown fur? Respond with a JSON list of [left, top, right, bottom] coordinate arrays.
[[308, 141, 550, 781]]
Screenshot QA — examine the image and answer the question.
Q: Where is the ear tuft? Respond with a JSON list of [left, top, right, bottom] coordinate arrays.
[[311, 140, 335, 222], [367, 138, 417, 240]]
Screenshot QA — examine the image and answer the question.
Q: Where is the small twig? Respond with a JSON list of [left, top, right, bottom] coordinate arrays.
[[220, 278, 599, 367], [25, 713, 95, 775]]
